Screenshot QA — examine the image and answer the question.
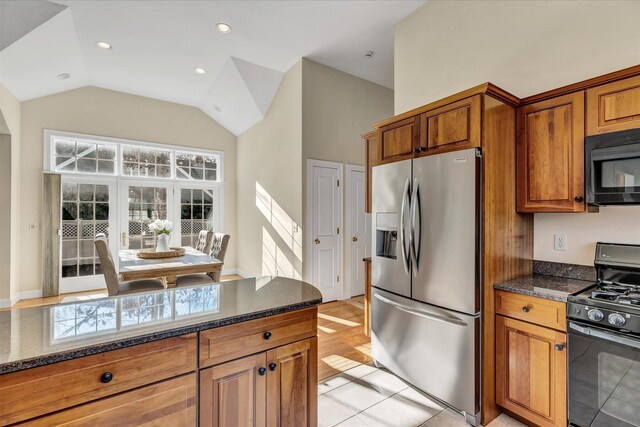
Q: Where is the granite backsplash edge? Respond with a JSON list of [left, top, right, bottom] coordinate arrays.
[[533, 260, 596, 282]]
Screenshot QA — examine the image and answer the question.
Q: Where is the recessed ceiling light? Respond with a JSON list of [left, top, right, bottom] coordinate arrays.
[[96, 41, 112, 49], [364, 51, 374, 59], [216, 23, 231, 33], [194, 67, 207, 75], [57, 73, 70, 80]]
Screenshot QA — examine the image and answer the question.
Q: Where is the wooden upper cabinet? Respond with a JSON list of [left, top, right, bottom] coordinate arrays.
[[587, 74, 640, 135], [517, 92, 585, 213], [420, 95, 481, 152], [496, 315, 567, 427], [363, 131, 381, 213], [266, 338, 317, 427], [379, 116, 420, 162], [200, 353, 267, 427]]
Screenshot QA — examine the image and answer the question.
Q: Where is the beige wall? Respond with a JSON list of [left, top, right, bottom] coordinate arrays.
[[301, 59, 393, 283], [396, 0, 640, 265], [20, 87, 237, 292], [0, 83, 21, 304], [236, 61, 303, 278]]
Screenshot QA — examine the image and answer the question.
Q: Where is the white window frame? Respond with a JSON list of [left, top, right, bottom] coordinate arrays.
[[44, 129, 225, 183], [45, 130, 225, 294]]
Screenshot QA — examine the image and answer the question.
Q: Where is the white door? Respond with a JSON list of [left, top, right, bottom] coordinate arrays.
[[309, 160, 343, 302], [346, 165, 370, 297], [119, 181, 174, 250], [60, 177, 117, 293]]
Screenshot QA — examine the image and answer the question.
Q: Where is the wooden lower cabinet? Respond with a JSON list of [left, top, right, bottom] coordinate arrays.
[[496, 315, 567, 427], [267, 338, 317, 427], [19, 374, 196, 426], [200, 337, 317, 427], [200, 353, 267, 427]]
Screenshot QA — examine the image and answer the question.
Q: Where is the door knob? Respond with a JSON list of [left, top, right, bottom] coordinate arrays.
[[352, 236, 358, 242], [314, 239, 320, 245]]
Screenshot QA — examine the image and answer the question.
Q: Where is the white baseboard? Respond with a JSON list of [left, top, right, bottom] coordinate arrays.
[[222, 268, 253, 278], [0, 298, 11, 309], [18, 290, 43, 300]]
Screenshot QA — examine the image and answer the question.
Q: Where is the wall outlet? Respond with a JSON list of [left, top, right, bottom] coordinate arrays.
[[29, 223, 40, 231], [554, 234, 568, 251]]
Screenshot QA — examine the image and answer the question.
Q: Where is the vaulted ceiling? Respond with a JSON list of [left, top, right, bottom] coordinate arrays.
[[0, 0, 424, 134]]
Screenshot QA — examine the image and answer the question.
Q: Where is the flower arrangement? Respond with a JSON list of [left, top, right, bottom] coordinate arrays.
[[148, 219, 173, 235]]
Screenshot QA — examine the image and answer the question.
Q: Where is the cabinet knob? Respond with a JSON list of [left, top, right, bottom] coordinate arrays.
[[522, 306, 530, 313], [555, 344, 564, 351], [420, 147, 427, 152], [100, 372, 113, 384], [263, 331, 272, 340], [414, 148, 420, 154], [574, 196, 584, 203], [269, 363, 277, 371], [258, 367, 267, 376]]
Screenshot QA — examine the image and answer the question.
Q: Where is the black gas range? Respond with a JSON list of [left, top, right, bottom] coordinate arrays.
[[566, 242, 640, 427]]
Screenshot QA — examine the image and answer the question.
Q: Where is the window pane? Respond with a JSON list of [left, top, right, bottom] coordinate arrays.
[[62, 184, 77, 201], [156, 165, 171, 178], [98, 160, 115, 174], [98, 145, 115, 160], [190, 168, 203, 180], [77, 158, 97, 173], [55, 140, 75, 156], [62, 203, 77, 220], [77, 142, 97, 158], [95, 203, 109, 220], [79, 203, 94, 220], [79, 184, 94, 201], [95, 185, 109, 202], [205, 169, 217, 181], [56, 157, 75, 172]]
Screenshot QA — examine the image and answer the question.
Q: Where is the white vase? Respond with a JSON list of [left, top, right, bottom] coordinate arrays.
[[156, 234, 170, 252]]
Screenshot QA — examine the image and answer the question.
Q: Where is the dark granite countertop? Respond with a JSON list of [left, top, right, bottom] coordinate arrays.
[[494, 274, 593, 302], [0, 277, 322, 375]]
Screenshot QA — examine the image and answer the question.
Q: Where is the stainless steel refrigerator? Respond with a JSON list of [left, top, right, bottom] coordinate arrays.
[[371, 148, 481, 426]]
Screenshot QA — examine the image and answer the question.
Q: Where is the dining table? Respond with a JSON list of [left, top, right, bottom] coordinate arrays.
[[118, 246, 223, 288]]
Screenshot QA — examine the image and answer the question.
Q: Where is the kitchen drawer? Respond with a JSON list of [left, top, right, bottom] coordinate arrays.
[[0, 333, 197, 426], [199, 308, 317, 368], [17, 374, 196, 426], [495, 291, 566, 332]]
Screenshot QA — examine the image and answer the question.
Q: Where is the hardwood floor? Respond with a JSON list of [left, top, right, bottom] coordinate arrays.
[[317, 296, 371, 382]]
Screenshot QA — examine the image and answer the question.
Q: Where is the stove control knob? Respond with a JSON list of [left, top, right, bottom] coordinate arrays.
[[608, 313, 626, 327], [587, 309, 604, 321]]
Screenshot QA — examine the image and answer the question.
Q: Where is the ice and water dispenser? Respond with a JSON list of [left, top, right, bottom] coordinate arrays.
[[375, 212, 398, 259]]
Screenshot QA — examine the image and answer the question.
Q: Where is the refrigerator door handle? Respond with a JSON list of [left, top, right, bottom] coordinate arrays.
[[374, 293, 468, 327], [400, 178, 411, 275], [410, 178, 421, 276]]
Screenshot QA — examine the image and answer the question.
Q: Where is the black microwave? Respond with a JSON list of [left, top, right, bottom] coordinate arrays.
[[585, 128, 640, 205]]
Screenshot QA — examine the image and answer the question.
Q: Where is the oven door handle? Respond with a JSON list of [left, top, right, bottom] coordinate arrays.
[[569, 322, 640, 349]]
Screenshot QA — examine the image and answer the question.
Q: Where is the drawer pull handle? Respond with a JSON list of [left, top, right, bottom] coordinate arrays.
[[100, 372, 113, 384], [258, 367, 267, 376], [555, 344, 564, 351], [269, 363, 277, 371], [522, 306, 530, 313], [263, 331, 272, 340]]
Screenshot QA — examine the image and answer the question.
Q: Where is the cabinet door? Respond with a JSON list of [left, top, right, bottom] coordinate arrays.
[[19, 374, 196, 426], [587, 74, 640, 135], [496, 315, 567, 427], [380, 117, 420, 163], [420, 95, 481, 153], [266, 338, 317, 427], [517, 92, 585, 212], [200, 353, 267, 427]]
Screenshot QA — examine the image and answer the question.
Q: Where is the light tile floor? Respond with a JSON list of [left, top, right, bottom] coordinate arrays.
[[318, 362, 526, 427]]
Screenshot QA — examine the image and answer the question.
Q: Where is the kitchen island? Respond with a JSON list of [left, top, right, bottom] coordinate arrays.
[[0, 276, 322, 426]]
